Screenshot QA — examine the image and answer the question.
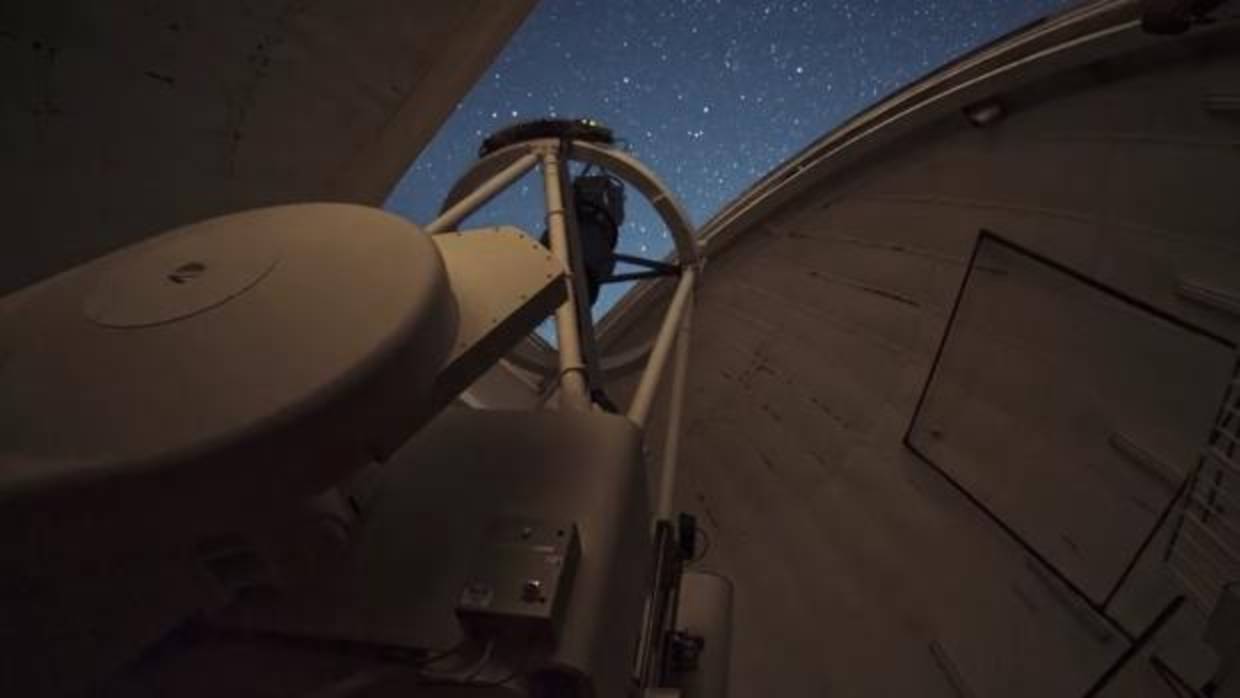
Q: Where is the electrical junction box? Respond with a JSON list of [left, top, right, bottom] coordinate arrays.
[[456, 517, 581, 643]]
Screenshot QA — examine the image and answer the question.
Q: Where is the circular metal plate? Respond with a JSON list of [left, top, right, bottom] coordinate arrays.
[[84, 218, 278, 328], [0, 204, 458, 538]]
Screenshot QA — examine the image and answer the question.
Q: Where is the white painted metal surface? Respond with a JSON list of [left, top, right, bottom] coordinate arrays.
[[540, 147, 592, 409], [429, 226, 568, 407]]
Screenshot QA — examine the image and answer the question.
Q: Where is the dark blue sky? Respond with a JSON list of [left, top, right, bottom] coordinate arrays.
[[386, 0, 1073, 317]]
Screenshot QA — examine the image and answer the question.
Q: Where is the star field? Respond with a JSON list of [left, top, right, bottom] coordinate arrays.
[[386, 0, 1072, 316]]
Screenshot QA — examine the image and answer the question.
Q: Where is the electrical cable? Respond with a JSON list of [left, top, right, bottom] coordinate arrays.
[[462, 640, 494, 681], [303, 667, 405, 698], [690, 525, 712, 564], [298, 640, 471, 698], [417, 638, 494, 683], [412, 640, 470, 667], [464, 668, 525, 688], [416, 638, 531, 689]]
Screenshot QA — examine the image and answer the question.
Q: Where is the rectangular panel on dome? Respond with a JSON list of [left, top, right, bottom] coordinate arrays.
[[907, 231, 1235, 605]]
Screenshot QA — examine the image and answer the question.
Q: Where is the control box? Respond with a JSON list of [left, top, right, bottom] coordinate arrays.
[[456, 517, 581, 643]]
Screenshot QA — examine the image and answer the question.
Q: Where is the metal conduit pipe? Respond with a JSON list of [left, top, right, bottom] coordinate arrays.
[[425, 152, 539, 234], [628, 267, 696, 427]]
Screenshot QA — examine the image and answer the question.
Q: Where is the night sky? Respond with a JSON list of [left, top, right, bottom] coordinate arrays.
[[385, 0, 1073, 317]]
